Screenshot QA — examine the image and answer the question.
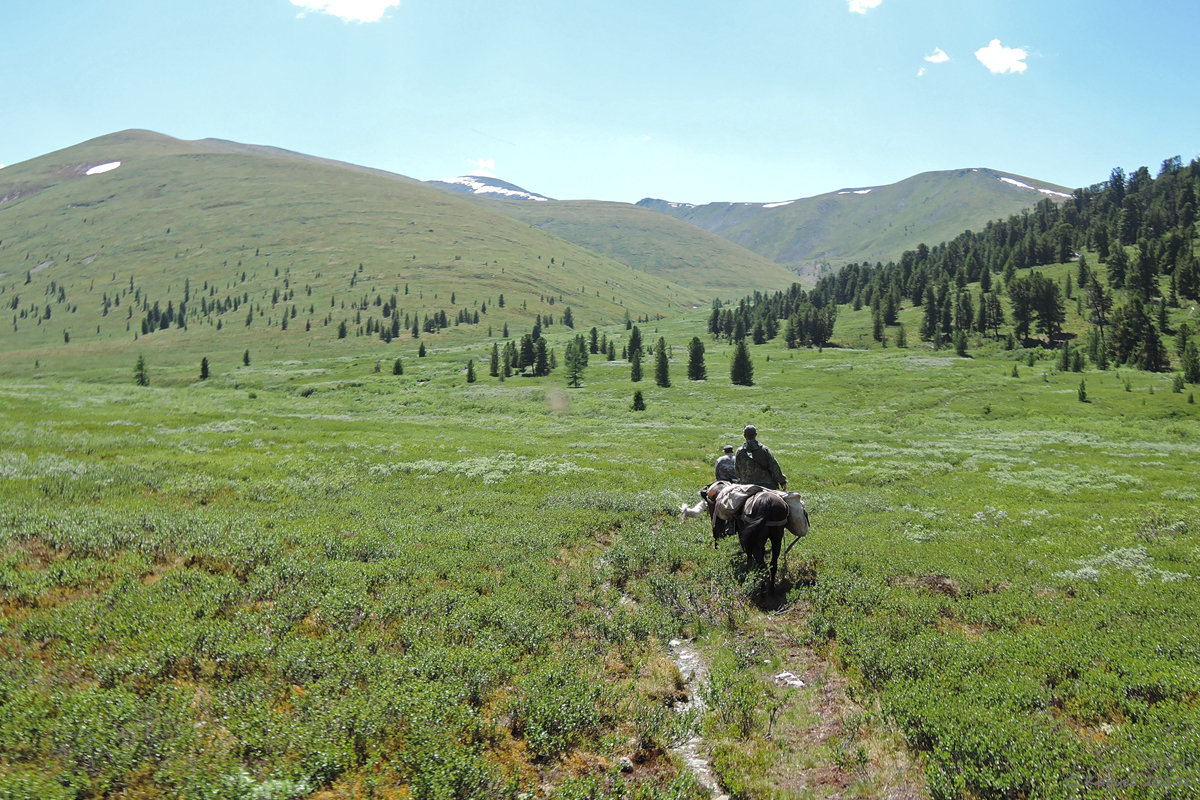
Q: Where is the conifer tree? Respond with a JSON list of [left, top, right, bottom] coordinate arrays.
[[200, 357, 209, 380], [631, 390, 645, 411], [1183, 341, 1200, 384], [565, 338, 585, 387], [393, 358, 403, 375], [654, 337, 670, 387], [687, 336, 706, 380], [630, 348, 643, 382], [489, 343, 500, 377], [730, 339, 754, 386], [134, 354, 149, 386], [466, 359, 476, 383]]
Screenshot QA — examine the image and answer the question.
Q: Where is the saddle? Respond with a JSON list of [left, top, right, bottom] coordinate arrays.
[[714, 483, 765, 521]]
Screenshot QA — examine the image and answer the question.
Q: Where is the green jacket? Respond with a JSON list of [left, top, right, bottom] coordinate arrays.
[[735, 439, 786, 490]]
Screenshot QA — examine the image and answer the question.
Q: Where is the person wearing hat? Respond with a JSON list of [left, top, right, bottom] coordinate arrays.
[[714, 444, 738, 482], [735, 424, 787, 490]]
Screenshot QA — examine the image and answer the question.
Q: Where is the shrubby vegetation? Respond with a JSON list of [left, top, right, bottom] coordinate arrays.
[[2, 150, 1200, 799]]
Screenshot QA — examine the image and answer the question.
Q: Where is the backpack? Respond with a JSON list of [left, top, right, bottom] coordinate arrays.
[[715, 483, 765, 521]]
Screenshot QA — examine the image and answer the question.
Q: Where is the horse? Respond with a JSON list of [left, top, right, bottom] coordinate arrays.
[[687, 481, 809, 592]]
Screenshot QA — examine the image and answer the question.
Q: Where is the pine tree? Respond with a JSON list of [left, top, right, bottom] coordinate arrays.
[[466, 359, 476, 383], [631, 390, 646, 411], [687, 336, 706, 380], [134, 354, 149, 386], [730, 339, 754, 386], [534, 338, 549, 376], [654, 337, 670, 387], [489, 343, 500, 377], [243, 349, 250, 366], [393, 358, 403, 375], [200, 357, 209, 380], [630, 348, 643, 382], [1183, 341, 1200, 384], [418, 342, 426, 357], [565, 338, 585, 387]]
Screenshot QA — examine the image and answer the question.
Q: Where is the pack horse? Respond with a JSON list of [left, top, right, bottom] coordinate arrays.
[[682, 481, 810, 591]]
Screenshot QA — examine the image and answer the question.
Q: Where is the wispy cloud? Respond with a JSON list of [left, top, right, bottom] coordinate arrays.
[[468, 157, 496, 177], [289, 0, 401, 23], [974, 39, 1028, 74], [924, 47, 950, 64], [848, 0, 883, 14]]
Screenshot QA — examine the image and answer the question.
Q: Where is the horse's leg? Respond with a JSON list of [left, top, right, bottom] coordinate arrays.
[[768, 529, 782, 592], [739, 516, 768, 570]]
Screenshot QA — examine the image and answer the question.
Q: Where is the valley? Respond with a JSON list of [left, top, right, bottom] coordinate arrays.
[[1, 132, 1199, 799]]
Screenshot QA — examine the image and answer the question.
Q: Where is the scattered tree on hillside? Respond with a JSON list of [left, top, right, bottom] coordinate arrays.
[[564, 337, 586, 388], [200, 357, 209, 380], [654, 337, 670, 387], [134, 355, 149, 387], [687, 337, 706, 380], [630, 348, 643, 382], [730, 339, 754, 386], [1183, 340, 1200, 384]]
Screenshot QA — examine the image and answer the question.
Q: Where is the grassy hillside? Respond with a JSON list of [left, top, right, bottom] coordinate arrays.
[[639, 168, 1074, 270], [445, 195, 801, 294], [0, 130, 709, 381], [2, 295, 1198, 798]]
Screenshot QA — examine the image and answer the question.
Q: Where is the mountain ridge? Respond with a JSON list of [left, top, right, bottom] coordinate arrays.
[[634, 167, 1074, 268]]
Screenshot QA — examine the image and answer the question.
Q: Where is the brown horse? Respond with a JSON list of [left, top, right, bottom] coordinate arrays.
[[693, 481, 801, 591]]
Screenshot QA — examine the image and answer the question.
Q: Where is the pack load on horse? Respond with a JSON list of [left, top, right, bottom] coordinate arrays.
[[681, 480, 810, 591]]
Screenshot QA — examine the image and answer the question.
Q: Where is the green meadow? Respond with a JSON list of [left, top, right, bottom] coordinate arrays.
[[2, 300, 1199, 798]]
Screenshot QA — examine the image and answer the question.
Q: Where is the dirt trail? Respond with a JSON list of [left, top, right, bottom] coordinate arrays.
[[667, 596, 927, 799], [666, 636, 728, 800]]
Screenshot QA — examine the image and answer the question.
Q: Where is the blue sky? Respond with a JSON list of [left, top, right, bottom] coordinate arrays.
[[4, 0, 1199, 204]]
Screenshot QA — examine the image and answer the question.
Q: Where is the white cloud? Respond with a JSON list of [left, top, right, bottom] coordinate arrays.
[[289, 0, 401, 23], [848, 0, 883, 14], [917, 67, 927, 78], [925, 47, 950, 64], [974, 39, 1028, 74], [467, 157, 496, 177]]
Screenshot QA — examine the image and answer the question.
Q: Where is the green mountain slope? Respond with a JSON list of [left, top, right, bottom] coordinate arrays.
[[637, 168, 1075, 270], [469, 196, 800, 293], [0, 131, 706, 379]]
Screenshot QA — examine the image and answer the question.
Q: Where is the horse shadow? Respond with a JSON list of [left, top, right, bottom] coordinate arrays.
[[724, 548, 818, 612]]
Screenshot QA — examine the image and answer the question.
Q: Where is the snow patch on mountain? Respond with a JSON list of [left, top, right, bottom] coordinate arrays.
[[837, 188, 873, 195], [86, 161, 121, 175], [999, 175, 1071, 199], [435, 176, 548, 201], [763, 200, 794, 209]]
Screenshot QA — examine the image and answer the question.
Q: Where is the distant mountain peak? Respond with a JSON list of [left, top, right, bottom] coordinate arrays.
[[427, 175, 550, 202]]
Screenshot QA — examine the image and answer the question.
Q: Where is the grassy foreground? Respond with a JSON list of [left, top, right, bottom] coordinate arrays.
[[2, 311, 1199, 799]]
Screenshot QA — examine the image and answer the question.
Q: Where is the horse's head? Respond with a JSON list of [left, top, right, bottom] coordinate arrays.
[[700, 481, 729, 514]]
